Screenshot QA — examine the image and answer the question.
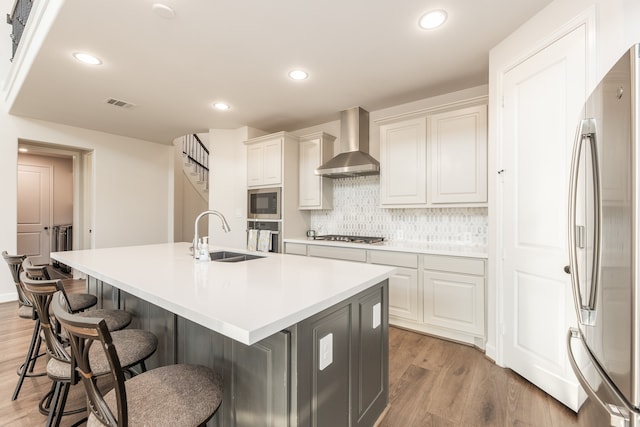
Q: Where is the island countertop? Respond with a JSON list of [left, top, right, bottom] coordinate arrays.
[[51, 242, 395, 346]]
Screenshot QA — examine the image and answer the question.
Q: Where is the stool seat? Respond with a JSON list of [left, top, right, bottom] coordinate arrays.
[[87, 364, 223, 427], [66, 292, 98, 312], [75, 308, 131, 332], [17, 304, 34, 319], [46, 329, 158, 381]]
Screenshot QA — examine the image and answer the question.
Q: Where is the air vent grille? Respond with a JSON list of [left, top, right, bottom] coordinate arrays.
[[105, 98, 135, 109]]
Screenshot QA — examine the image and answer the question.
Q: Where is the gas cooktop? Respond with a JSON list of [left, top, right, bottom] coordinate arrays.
[[312, 235, 384, 244]]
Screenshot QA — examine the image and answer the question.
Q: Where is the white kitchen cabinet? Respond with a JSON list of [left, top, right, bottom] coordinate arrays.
[[284, 242, 308, 256], [377, 98, 488, 208], [286, 240, 487, 347], [422, 254, 485, 341], [369, 251, 419, 322], [379, 117, 427, 206], [307, 245, 367, 262], [298, 132, 335, 210], [246, 135, 285, 187], [428, 104, 487, 204]]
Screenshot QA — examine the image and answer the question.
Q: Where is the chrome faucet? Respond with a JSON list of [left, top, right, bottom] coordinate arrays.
[[193, 210, 231, 259]]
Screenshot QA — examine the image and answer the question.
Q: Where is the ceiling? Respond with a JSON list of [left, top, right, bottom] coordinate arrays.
[[9, 0, 553, 144]]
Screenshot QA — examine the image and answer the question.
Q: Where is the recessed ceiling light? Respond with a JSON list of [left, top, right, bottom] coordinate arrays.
[[213, 102, 230, 111], [18, 147, 28, 153], [418, 10, 448, 30], [152, 3, 176, 19], [288, 69, 309, 80], [73, 52, 102, 65]]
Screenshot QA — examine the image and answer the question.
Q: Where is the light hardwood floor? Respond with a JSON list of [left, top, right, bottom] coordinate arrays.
[[1, 279, 578, 426]]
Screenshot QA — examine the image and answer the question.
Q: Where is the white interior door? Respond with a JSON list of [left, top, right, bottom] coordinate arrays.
[[501, 26, 587, 411], [17, 164, 52, 265]]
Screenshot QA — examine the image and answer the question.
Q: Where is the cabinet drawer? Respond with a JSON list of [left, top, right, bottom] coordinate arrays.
[[308, 245, 367, 263], [422, 254, 485, 276], [285, 243, 308, 256], [369, 250, 418, 269]]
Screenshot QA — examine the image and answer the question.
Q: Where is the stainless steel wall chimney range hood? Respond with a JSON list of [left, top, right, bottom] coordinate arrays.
[[315, 107, 380, 178]]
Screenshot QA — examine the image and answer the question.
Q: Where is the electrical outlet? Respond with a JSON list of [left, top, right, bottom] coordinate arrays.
[[372, 302, 381, 329], [319, 333, 333, 371]]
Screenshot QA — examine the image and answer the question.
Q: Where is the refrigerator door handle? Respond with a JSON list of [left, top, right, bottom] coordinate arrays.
[[568, 118, 601, 326], [567, 328, 635, 427]]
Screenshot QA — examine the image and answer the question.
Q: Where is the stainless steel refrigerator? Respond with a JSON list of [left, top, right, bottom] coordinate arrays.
[[566, 44, 640, 427]]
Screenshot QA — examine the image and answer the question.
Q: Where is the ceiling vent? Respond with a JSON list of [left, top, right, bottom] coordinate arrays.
[[105, 98, 135, 109]]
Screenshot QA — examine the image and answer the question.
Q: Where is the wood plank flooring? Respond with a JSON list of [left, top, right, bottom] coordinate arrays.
[[1, 278, 578, 426]]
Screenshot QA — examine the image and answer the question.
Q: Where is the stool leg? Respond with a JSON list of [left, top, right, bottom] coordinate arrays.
[[46, 381, 63, 427], [27, 331, 43, 373], [12, 318, 41, 400], [52, 382, 70, 427]]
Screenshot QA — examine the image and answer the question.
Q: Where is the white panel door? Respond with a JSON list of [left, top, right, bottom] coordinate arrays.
[[17, 164, 52, 265], [501, 26, 586, 410]]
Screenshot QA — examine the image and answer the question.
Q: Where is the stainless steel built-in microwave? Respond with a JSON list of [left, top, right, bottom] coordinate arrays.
[[247, 187, 281, 220]]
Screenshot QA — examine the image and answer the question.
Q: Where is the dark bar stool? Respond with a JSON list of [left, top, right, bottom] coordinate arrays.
[[21, 257, 98, 312], [21, 273, 158, 427], [2, 251, 47, 401], [51, 291, 223, 427]]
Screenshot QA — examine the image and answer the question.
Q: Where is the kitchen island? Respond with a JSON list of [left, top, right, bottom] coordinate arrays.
[[51, 242, 394, 427]]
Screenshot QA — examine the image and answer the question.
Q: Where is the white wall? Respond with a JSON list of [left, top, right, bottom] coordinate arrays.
[[208, 127, 262, 250], [487, 0, 640, 360], [0, 116, 174, 302]]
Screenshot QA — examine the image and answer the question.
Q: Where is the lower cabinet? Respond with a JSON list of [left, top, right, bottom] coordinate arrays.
[[422, 255, 485, 340], [296, 283, 388, 427], [285, 242, 487, 348]]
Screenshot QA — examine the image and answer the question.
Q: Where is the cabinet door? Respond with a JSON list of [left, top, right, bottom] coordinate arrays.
[[262, 138, 282, 186], [423, 270, 484, 336], [299, 138, 322, 208], [380, 117, 427, 206], [247, 143, 265, 187], [428, 104, 487, 204], [388, 267, 419, 322]]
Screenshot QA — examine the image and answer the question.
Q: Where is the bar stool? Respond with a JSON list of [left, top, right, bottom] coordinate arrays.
[[21, 273, 159, 427], [51, 292, 223, 427], [22, 257, 98, 313], [2, 251, 46, 401]]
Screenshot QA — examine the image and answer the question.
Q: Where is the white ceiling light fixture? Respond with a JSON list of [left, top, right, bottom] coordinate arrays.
[[73, 52, 102, 65], [213, 102, 230, 111], [152, 3, 176, 19], [288, 69, 309, 81], [18, 147, 28, 153], [418, 9, 448, 30]]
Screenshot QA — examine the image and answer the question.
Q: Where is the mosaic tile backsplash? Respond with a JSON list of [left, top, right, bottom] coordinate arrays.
[[309, 176, 488, 248]]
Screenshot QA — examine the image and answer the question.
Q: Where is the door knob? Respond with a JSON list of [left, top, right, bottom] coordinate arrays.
[[563, 265, 571, 274], [44, 226, 49, 230]]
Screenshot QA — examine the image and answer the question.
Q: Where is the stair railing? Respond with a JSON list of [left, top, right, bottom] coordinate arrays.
[[7, 0, 33, 61], [182, 134, 209, 188]]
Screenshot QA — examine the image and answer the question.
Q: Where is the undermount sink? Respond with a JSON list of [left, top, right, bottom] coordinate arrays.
[[209, 251, 264, 262]]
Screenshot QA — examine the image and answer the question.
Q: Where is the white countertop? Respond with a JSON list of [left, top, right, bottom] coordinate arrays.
[[284, 237, 488, 259], [51, 243, 395, 346]]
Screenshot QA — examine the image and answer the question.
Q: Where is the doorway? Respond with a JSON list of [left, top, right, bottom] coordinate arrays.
[[16, 141, 93, 268]]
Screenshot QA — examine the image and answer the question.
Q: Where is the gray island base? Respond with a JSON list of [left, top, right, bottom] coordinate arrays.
[[89, 276, 389, 427], [51, 242, 393, 427]]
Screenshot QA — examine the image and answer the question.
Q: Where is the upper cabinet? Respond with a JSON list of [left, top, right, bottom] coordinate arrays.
[[379, 117, 427, 205], [378, 98, 488, 208], [428, 104, 487, 204], [298, 132, 336, 210], [247, 136, 283, 187]]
